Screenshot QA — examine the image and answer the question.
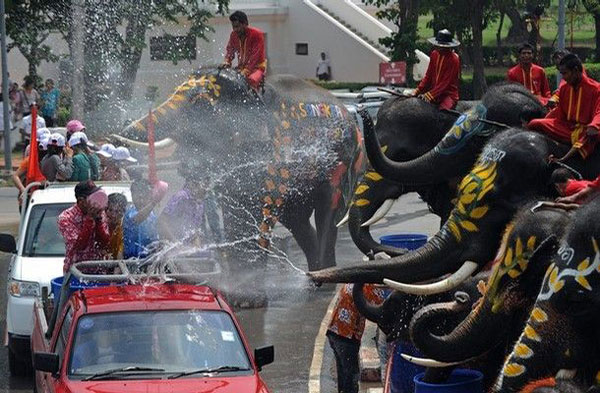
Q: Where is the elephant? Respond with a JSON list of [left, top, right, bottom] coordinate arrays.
[[493, 196, 600, 393], [309, 127, 600, 296], [117, 67, 364, 272], [406, 203, 571, 390], [347, 83, 546, 257]]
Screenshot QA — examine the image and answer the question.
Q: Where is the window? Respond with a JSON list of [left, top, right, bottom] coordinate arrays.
[[23, 203, 72, 257], [150, 35, 197, 61], [54, 307, 73, 364], [295, 43, 308, 56]]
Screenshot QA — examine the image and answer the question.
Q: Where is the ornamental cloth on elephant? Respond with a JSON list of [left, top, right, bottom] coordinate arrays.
[[414, 49, 460, 110], [528, 74, 600, 159], [224, 25, 266, 90]]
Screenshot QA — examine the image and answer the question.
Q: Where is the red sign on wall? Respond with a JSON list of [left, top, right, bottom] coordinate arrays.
[[379, 61, 406, 85]]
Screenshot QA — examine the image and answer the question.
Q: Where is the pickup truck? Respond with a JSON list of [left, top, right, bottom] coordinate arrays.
[[0, 182, 132, 375], [30, 261, 273, 393]]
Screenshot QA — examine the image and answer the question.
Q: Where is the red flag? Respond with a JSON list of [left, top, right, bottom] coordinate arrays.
[[147, 108, 157, 184], [26, 105, 46, 184]]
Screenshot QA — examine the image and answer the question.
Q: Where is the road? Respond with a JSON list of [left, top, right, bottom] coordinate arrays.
[[0, 188, 440, 393]]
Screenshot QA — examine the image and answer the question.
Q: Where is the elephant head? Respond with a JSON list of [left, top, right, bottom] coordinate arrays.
[[347, 83, 545, 256], [494, 197, 600, 392], [310, 129, 561, 290], [406, 204, 570, 366]]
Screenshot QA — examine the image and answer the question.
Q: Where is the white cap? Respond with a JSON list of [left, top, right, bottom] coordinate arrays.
[[68, 131, 94, 147], [22, 115, 46, 136], [112, 146, 137, 163], [48, 132, 66, 147], [38, 134, 50, 151], [96, 143, 115, 158], [37, 127, 51, 140]]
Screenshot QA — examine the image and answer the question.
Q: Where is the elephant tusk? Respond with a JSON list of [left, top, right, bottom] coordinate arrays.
[[109, 134, 176, 150], [555, 369, 577, 380], [383, 261, 478, 295], [400, 354, 462, 368], [336, 210, 350, 228], [361, 199, 395, 227]]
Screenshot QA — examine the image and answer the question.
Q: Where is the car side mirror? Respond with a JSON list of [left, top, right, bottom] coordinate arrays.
[[254, 346, 274, 371], [34, 352, 59, 376], [0, 234, 16, 254]]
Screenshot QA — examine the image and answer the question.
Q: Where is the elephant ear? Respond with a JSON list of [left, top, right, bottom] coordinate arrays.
[[523, 235, 559, 297]]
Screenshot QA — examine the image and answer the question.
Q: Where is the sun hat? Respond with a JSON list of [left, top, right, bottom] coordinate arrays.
[[22, 115, 46, 136], [48, 132, 66, 148], [428, 29, 460, 48], [96, 143, 115, 158], [66, 120, 85, 134], [68, 131, 94, 148], [112, 146, 138, 163]]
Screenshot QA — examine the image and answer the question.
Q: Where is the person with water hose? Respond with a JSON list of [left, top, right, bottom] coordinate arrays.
[[221, 11, 267, 91], [412, 29, 461, 110]]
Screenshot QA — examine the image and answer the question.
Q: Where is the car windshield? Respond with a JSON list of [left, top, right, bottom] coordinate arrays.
[[69, 310, 252, 378], [23, 203, 71, 257]]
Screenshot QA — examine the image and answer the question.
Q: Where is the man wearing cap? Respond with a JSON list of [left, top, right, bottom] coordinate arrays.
[[58, 181, 111, 273], [101, 146, 136, 181], [507, 43, 551, 106], [221, 11, 267, 90], [413, 29, 461, 110], [41, 133, 73, 181], [528, 54, 600, 161]]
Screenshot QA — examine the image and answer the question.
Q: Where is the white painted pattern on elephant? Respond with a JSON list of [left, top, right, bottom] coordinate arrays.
[[480, 146, 506, 163], [558, 245, 575, 265], [539, 237, 600, 301]]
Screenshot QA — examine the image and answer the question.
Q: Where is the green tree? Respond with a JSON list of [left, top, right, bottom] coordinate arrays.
[[362, 0, 420, 83], [5, 0, 60, 79], [582, 0, 600, 61]]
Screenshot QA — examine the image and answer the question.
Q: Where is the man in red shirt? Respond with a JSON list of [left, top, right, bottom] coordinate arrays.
[[222, 11, 267, 90], [507, 43, 551, 105], [413, 29, 460, 110], [528, 54, 600, 161], [58, 181, 110, 273]]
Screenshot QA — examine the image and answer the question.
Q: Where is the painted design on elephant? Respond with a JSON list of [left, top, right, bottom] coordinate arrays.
[[487, 231, 537, 313], [557, 245, 575, 265], [479, 146, 507, 163], [539, 237, 600, 301], [444, 160, 497, 242], [436, 104, 496, 155]]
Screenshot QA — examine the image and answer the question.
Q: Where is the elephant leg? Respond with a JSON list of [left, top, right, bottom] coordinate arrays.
[[279, 206, 319, 271], [314, 185, 338, 270]]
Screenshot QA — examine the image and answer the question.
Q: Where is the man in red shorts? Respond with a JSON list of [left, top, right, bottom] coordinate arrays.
[[528, 54, 600, 161], [413, 29, 460, 110], [221, 11, 267, 90]]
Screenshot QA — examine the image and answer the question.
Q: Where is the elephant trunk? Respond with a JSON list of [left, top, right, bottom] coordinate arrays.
[[360, 108, 476, 185], [410, 299, 507, 363], [309, 229, 462, 284], [352, 283, 384, 324]]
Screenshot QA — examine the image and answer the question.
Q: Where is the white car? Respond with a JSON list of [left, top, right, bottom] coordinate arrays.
[[0, 182, 131, 376]]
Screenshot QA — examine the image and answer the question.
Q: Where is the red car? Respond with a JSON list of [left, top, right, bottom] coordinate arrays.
[[31, 283, 273, 393]]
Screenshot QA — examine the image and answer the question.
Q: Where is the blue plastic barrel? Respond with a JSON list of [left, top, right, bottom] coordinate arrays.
[[414, 369, 483, 393], [380, 234, 428, 251], [50, 276, 109, 306]]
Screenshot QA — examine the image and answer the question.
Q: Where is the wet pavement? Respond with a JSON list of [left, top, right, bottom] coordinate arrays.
[[0, 187, 440, 393]]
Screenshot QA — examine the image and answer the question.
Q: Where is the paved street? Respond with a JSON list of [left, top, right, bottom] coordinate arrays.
[[0, 189, 440, 393]]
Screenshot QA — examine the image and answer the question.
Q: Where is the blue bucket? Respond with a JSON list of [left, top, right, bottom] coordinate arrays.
[[380, 234, 428, 251], [414, 369, 483, 393], [387, 342, 424, 393], [50, 276, 109, 306]]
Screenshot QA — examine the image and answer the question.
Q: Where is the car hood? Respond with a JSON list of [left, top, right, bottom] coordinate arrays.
[[16, 256, 64, 287], [65, 376, 269, 393]]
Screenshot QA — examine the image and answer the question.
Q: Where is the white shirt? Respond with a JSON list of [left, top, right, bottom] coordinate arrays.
[[317, 59, 330, 75], [21, 114, 46, 135]]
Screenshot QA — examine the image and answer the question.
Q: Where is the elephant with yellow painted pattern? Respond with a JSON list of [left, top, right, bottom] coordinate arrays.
[[116, 67, 364, 272], [493, 196, 600, 392]]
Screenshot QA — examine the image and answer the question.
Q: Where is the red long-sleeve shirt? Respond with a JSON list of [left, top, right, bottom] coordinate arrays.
[[58, 204, 110, 273], [224, 26, 267, 75], [415, 49, 460, 103], [507, 63, 551, 104], [549, 74, 600, 130]]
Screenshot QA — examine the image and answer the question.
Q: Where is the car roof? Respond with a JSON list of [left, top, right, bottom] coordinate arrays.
[[76, 284, 225, 313], [28, 182, 132, 206]]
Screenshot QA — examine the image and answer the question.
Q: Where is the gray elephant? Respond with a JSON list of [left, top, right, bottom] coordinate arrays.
[[493, 196, 600, 392], [117, 67, 364, 272], [346, 83, 546, 256]]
